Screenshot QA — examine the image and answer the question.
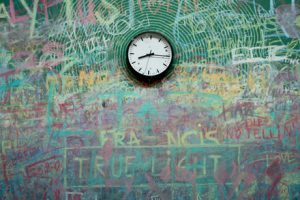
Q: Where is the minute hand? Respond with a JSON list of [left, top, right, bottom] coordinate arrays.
[[152, 54, 170, 57]]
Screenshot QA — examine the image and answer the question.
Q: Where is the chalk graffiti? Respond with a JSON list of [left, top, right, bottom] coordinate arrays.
[[0, 0, 299, 199]]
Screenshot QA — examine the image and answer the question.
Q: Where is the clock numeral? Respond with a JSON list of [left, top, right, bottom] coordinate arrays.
[[139, 68, 142, 71], [148, 70, 150, 75], [133, 44, 137, 46], [157, 69, 160, 73], [141, 37, 143, 41], [164, 46, 168, 48], [132, 62, 136, 64], [150, 35, 152, 39], [163, 63, 167, 66], [159, 38, 161, 42], [130, 53, 134, 55]]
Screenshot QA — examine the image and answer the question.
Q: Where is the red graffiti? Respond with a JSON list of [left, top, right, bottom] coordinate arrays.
[[26, 156, 62, 178]]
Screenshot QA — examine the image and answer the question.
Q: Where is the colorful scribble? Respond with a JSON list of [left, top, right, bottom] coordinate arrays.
[[0, 0, 299, 199]]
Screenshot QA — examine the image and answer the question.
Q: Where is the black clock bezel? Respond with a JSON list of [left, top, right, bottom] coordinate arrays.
[[126, 31, 174, 84]]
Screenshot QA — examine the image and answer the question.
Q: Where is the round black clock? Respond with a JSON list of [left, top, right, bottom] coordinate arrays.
[[127, 32, 173, 81]]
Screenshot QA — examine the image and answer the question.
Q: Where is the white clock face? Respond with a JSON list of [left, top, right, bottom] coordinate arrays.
[[127, 32, 173, 77]]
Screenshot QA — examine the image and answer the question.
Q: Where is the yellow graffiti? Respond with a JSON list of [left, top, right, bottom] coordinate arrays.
[[97, 129, 140, 147], [201, 66, 242, 101], [166, 130, 220, 146]]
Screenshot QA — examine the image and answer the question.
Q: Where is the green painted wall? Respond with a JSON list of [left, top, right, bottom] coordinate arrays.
[[0, 0, 300, 199]]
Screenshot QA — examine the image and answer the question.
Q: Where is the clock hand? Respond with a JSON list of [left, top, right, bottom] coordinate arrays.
[[152, 54, 170, 57], [138, 52, 154, 59], [143, 50, 152, 75]]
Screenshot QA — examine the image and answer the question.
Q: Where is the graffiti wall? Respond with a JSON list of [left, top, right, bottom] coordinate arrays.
[[0, 0, 300, 199]]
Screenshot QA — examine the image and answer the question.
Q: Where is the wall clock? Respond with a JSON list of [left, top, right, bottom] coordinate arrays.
[[127, 32, 173, 82]]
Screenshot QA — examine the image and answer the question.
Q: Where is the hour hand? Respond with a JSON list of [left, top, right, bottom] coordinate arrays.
[[138, 52, 154, 59]]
